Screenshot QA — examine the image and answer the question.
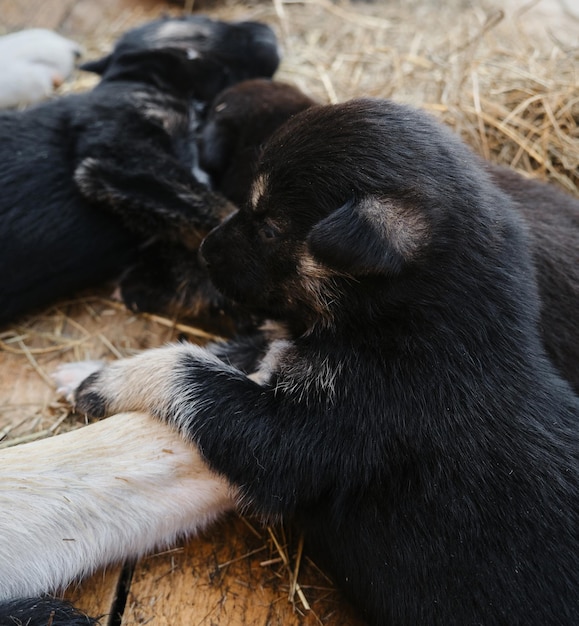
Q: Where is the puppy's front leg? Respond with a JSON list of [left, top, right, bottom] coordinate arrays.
[[72, 342, 341, 517], [70, 343, 243, 419]]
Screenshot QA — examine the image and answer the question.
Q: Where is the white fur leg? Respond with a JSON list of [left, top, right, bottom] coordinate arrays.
[[0, 412, 235, 600]]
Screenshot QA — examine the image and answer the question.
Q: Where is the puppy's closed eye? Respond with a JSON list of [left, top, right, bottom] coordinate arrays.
[[259, 222, 279, 241], [308, 195, 428, 276]]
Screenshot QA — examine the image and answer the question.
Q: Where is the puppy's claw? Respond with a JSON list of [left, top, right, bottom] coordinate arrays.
[[74, 371, 109, 418]]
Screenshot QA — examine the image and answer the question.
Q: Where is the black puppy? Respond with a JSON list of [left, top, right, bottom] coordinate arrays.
[[0, 17, 279, 328], [81, 15, 280, 93], [118, 78, 316, 330], [200, 79, 579, 391], [488, 165, 579, 393], [70, 99, 578, 624], [200, 78, 317, 206]]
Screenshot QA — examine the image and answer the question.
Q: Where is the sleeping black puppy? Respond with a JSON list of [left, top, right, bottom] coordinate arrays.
[[68, 99, 578, 624], [0, 17, 279, 328], [81, 14, 280, 91], [200, 79, 579, 391], [199, 78, 318, 206]]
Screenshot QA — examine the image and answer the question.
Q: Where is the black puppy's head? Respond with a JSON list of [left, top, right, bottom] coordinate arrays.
[[201, 98, 530, 333], [82, 16, 280, 102], [199, 79, 318, 206], [91, 47, 222, 98]]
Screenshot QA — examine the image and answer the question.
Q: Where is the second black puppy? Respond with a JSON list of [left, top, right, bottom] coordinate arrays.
[[73, 99, 579, 625], [0, 17, 279, 327]]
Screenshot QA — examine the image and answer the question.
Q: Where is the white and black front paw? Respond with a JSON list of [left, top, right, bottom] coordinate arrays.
[[53, 360, 103, 401], [53, 360, 111, 418], [53, 344, 230, 422]]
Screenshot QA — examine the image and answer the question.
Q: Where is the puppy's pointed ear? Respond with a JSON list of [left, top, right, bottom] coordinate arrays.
[[307, 196, 426, 276], [80, 54, 112, 75]]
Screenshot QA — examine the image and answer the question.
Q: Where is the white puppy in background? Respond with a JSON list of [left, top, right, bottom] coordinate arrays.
[[0, 28, 82, 109]]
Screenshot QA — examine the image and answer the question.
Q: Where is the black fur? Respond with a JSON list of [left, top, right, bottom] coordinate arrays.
[[200, 78, 317, 206], [199, 79, 579, 392], [117, 239, 247, 333], [0, 598, 99, 625], [74, 99, 579, 624], [0, 17, 279, 328], [487, 165, 579, 393], [80, 15, 280, 99]]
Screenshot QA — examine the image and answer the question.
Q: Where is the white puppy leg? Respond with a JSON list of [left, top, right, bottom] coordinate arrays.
[[0, 412, 235, 600]]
